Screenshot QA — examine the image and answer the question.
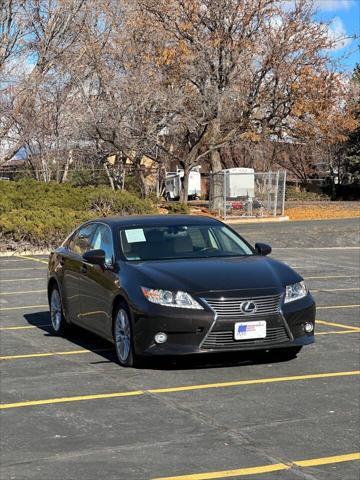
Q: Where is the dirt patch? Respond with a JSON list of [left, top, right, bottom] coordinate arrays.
[[190, 202, 360, 222], [285, 201, 360, 221]]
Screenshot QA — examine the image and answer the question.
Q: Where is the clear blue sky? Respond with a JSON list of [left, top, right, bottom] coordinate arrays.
[[314, 0, 359, 72]]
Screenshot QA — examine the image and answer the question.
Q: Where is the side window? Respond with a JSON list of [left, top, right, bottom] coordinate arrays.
[[188, 227, 206, 250], [91, 224, 114, 264], [68, 224, 97, 255]]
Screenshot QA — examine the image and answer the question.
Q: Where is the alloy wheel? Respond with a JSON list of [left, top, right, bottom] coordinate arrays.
[[114, 308, 131, 363], [50, 289, 62, 332]]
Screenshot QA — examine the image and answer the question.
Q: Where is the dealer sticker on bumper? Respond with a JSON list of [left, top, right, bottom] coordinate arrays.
[[234, 321, 266, 340]]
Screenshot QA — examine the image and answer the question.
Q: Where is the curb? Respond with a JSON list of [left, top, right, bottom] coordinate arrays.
[[224, 216, 289, 225]]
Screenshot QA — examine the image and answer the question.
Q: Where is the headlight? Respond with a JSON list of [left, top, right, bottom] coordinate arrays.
[[284, 281, 308, 303], [141, 287, 203, 309]]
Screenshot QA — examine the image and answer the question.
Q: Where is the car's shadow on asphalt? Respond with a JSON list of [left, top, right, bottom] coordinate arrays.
[[24, 311, 298, 371], [24, 311, 117, 363]]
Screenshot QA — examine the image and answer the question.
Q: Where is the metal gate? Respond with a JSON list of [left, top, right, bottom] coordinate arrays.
[[209, 170, 286, 219]]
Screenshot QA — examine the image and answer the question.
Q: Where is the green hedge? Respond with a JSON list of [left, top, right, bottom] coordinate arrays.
[[163, 202, 190, 214], [0, 180, 156, 247]]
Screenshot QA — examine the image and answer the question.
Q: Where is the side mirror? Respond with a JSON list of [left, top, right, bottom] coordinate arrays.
[[255, 242, 272, 256], [83, 249, 106, 266]]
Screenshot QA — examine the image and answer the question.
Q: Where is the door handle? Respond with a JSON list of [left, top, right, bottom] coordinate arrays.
[[80, 264, 87, 274]]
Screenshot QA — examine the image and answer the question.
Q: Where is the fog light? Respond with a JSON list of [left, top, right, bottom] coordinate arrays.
[[154, 332, 167, 344], [304, 322, 314, 333]]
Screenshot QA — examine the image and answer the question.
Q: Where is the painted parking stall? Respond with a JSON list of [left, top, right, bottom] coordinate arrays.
[[0, 220, 359, 480]]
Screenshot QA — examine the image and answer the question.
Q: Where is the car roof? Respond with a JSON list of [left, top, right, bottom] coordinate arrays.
[[91, 215, 223, 228]]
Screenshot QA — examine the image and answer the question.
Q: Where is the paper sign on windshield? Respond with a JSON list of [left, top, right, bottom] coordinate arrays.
[[125, 229, 146, 243]]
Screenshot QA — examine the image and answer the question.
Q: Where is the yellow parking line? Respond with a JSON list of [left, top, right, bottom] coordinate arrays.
[[0, 325, 50, 331], [317, 330, 360, 335], [0, 348, 111, 360], [14, 254, 48, 265], [312, 288, 360, 292], [1, 391, 145, 410], [0, 277, 44, 283], [295, 452, 360, 468], [151, 453, 360, 480], [317, 304, 360, 310], [0, 256, 47, 265], [0, 290, 46, 295], [1, 370, 357, 410], [154, 463, 287, 479], [0, 259, 26, 262], [147, 371, 360, 394], [0, 304, 48, 311], [0, 267, 46, 271], [305, 275, 359, 279], [316, 320, 360, 331]]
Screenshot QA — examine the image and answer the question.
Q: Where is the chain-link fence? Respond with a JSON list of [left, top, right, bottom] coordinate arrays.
[[209, 170, 286, 219]]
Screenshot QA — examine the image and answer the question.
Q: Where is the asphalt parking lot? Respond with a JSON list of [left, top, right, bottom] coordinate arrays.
[[0, 218, 359, 480]]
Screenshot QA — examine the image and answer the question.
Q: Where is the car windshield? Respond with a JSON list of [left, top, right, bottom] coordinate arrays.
[[119, 224, 253, 261]]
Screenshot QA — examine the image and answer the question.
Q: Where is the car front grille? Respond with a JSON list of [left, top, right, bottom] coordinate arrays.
[[201, 326, 289, 350], [204, 294, 281, 318]]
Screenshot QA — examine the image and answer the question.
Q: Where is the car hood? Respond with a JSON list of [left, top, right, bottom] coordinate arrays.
[[124, 256, 302, 295]]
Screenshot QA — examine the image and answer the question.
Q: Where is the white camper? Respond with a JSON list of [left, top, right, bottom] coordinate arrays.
[[165, 168, 201, 200], [222, 167, 255, 199]]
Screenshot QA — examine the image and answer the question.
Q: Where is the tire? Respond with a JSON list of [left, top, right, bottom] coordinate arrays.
[[113, 302, 139, 367], [49, 286, 69, 336], [271, 346, 303, 360]]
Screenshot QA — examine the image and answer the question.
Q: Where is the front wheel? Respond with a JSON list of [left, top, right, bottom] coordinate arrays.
[[113, 304, 139, 367], [49, 286, 69, 336]]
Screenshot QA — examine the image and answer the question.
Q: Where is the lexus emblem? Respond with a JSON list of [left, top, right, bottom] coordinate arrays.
[[240, 301, 257, 314]]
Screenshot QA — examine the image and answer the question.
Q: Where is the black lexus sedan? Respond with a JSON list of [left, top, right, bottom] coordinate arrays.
[[47, 215, 315, 367]]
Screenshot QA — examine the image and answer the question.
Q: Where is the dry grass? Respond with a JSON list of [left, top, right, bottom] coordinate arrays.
[[285, 202, 360, 221]]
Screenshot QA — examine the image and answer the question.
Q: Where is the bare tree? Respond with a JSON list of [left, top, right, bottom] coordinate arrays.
[[0, 0, 88, 166], [1, 0, 357, 201], [60, 0, 172, 193], [127, 0, 355, 204]]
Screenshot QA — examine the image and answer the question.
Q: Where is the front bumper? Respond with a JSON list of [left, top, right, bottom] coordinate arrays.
[[131, 293, 316, 356]]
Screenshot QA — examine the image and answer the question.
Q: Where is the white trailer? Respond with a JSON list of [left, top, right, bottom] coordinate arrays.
[[222, 167, 255, 199], [165, 168, 201, 200], [165, 172, 181, 200]]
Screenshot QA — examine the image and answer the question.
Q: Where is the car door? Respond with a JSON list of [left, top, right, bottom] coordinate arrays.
[[78, 223, 117, 339], [62, 223, 98, 325]]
